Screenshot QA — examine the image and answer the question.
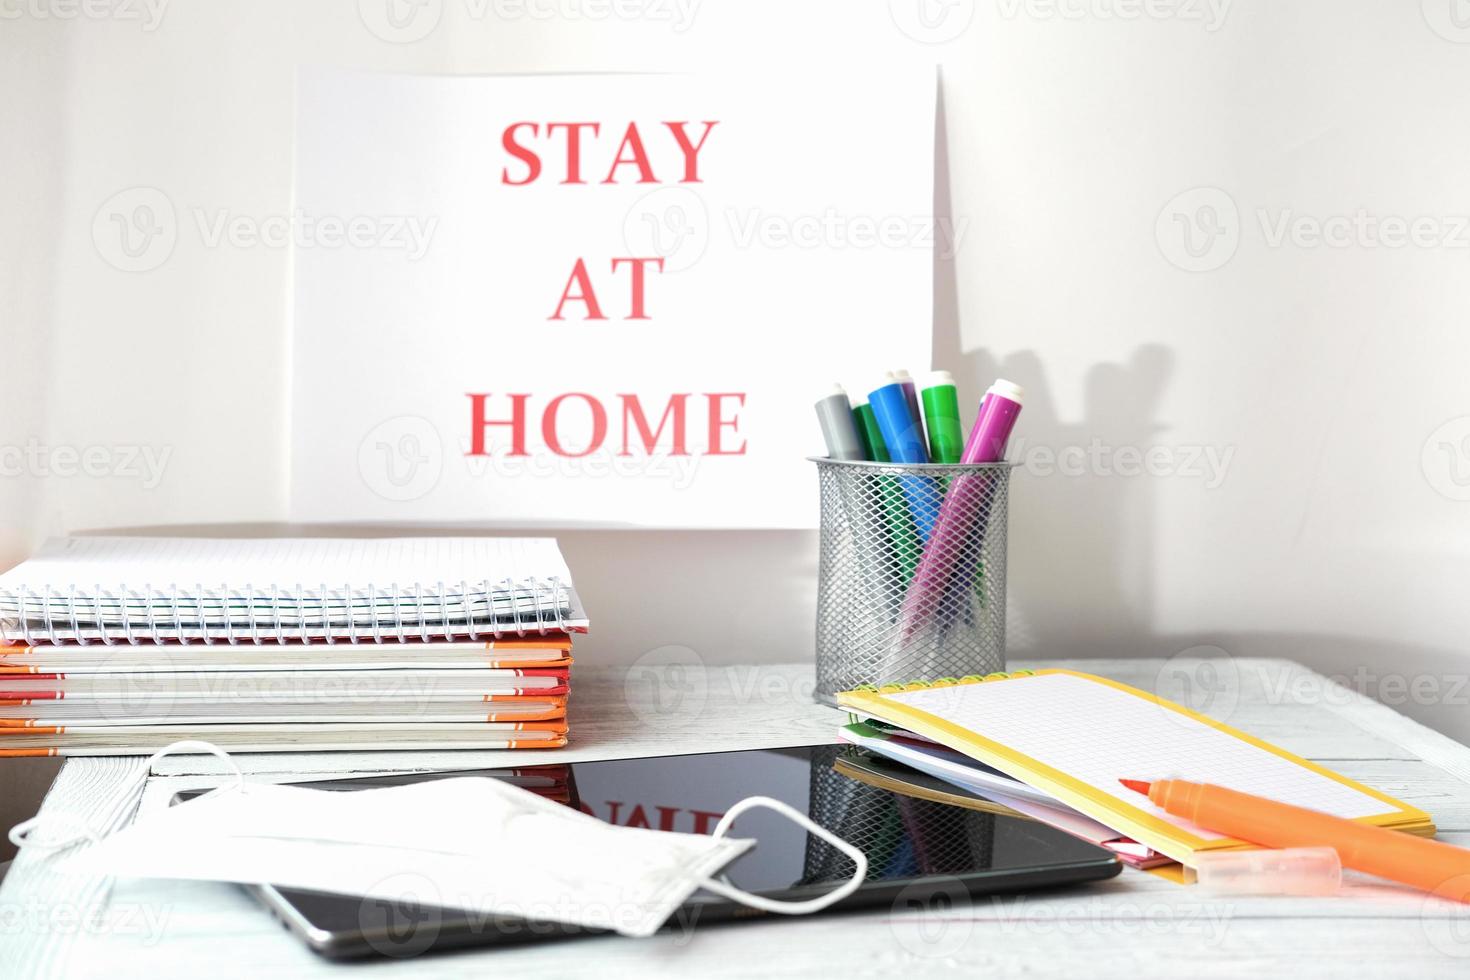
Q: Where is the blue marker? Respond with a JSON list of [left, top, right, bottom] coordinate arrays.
[[869, 377, 928, 463], [892, 369, 925, 449], [868, 378, 938, 540]]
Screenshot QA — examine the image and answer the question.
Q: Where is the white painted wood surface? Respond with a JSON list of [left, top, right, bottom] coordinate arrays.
[[5, 658, 1470, 978]]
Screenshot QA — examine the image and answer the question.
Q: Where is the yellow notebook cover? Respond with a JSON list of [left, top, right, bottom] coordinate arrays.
[[838, 669, 1434, 867]]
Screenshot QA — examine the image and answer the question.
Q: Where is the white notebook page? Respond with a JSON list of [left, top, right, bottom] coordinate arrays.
[[883, 672, 1393, 841], [0, 537, 574, 596]]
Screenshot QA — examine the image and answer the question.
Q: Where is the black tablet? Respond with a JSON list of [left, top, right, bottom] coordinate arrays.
[[178, 745, 1120, 959]]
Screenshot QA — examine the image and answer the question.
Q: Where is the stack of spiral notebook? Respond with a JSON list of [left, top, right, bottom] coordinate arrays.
[[0, 537, 588, 756]]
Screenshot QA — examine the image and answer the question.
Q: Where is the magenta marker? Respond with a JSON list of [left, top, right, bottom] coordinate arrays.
[[900, 379, 1025, 639], [961, 380, 1024, 463]]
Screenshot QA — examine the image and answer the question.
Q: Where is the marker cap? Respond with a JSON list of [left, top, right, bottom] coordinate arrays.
[[985, 379, 1025, 404], [1193, 847, 1341, 897], [918, 370, 955, 391]]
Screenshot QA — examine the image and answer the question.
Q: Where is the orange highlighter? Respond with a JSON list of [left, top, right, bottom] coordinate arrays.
[[1122, 778, 1470, 901]]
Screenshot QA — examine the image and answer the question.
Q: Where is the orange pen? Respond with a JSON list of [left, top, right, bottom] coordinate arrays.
[[1121, 778, 1470, 902]]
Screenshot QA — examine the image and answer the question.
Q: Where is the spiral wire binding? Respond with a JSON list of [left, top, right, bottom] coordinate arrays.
[[0, 578, 574, 645]]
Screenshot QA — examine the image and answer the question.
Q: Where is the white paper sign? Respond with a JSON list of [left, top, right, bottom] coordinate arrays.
[[291, 68, 933, 527]]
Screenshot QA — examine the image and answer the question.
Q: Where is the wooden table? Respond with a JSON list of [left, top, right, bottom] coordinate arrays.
[[4, 658, 1470, 978]]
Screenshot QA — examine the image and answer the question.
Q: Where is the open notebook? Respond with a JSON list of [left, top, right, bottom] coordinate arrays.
[[839, 669, 1433, 867], [0, 537, 588, 643]]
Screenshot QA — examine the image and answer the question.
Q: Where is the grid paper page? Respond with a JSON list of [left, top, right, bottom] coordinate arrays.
[[885, 673, 1392, 840], [0, 537, 574, 596]]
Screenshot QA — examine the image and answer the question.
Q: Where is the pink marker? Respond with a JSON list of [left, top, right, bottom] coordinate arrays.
[[900, 380, 1024, 640]]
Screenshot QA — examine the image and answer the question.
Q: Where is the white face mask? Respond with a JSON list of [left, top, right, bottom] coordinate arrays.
[[9, 741, 867, 939]]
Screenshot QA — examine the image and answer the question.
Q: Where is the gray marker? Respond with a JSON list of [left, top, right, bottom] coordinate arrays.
[[815, 384, 866, 460]]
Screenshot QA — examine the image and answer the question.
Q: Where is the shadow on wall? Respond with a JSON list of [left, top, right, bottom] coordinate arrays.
[[928, 78, 1470, 748], [930, 75, 1174, 659], [943, 345, 1174, 657]]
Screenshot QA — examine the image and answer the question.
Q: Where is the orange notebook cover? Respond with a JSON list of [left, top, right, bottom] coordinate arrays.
[[0, 637, 573, 673], [0, 719, 570, 757]]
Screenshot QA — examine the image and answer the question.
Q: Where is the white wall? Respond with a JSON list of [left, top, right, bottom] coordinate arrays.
[[3, 0, 1470, 786]]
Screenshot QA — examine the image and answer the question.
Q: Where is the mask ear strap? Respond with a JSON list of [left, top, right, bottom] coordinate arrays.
[[144, 740, 245, 797], [7, 740, 244, 854], [699, 795, 868, 915], [7, 812, 102, 853]]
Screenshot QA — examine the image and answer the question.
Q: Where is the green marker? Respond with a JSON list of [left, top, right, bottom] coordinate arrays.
[[852, 392, 922, 587], [919, 370, 963, 464], [853, 394, 890, 463]]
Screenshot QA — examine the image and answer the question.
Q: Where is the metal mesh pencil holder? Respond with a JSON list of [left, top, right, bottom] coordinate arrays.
[[811, 458, 1016, 705]]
